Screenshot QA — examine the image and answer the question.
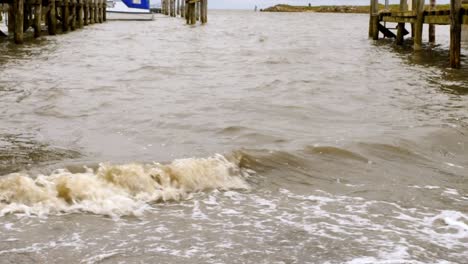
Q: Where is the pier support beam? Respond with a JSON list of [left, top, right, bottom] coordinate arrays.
[[71, 0, 77, 30], [201, 0, 207, 23], [369, 0, 379, 40], [103, 0, 106, 21], [62, 0, 70, 32], [78, 0, 84, 28], [34, 1, 42, 38], [429, 0, 436, 43], [450, 0, 462, 68], [413, 0, 425, 51], [181, 0, 185, 17], [396, 0, 408, 45], [8, 4, 15, 33], [14, 0, 24, 44], [84, 0, 89, 25], [48, 0, 57, 35]]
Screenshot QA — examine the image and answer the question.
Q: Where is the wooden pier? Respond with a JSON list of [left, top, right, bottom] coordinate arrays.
[[161, 0, 207, 24], [0, 0, 106, 44], [369, 0, 468, 68]]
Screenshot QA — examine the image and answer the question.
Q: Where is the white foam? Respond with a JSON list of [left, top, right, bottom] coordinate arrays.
[[0, 155, 250, 218]]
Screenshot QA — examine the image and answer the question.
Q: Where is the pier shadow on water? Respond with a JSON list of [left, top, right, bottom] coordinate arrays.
[[374, 38, 468, 96]]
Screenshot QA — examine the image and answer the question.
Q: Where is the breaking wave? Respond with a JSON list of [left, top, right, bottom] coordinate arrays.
[[0, 154, 250, 218]]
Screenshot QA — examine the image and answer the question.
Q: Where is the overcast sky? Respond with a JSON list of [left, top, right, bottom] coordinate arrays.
[[207, 0, 448, 9]]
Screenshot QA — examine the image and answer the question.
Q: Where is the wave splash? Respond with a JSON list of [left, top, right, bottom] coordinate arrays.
[[0, 154, 250, 217]]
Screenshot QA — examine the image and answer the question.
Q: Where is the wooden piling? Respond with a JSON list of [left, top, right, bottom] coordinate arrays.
[[177, 0, 180, 16], [14, 0, 24, 44], [413, 0, 425, 50], [429, 0, 436, 43], [450, 0, 462, 68], [396, 0, 407, 45], [33, 0, 41, 38], [191, 2, 196, 24], [7, 4, 14, 33], [90, 0, 94, 24], [411, 0, 416, 37], [185, 0, 189, 23], [93, 0, 99, 23], [196, 1, 199, 21], [181, 0, 185, 18], [84, 0, 89, 25], [201, 0, 207, 23], [98, 0, 102, 23], [62, 0, 70, 31], [103, 0, 106, 21], [172, 0, 176, 17], [71, 0, 77, 30], [47, 0, 57, 35], [77, 0, 83, 28], [369, 0, 379, 40]]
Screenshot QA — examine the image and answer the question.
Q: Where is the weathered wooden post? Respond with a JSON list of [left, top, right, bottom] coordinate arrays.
[[201, 0, 207, 23], [396, 0, 408, 44], [196, 0, 200, 21], [90, 0, 95, 24], [450, 0, 462, 68], [47, 0, 57, 34], [84, 0, 89, 25], [172, 0, 176, 17], [191, 2, 196, 24], [429, 0, 436, 43], [62, 0, 70, 31], [7, 4, 15, 33], [78, 0, 84, 28], [71, 0, 77, 30], [176, 0, 180, 16], [185, 0, 189, 23], [103, 0, 106, 21], [181, 0, 184, 17], [14, 0, 24, 44], [369, 0, 379, 40], [411, 0, 416, 37], [98, 0, 102, 23], [413, 0, 425, 50], [94, 0, 98, 23], [34, 0, 42, 38]]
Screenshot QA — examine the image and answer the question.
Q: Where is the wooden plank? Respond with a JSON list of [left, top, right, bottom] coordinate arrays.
[[424, 15, 450, 24], [382, 16, 416, 23]]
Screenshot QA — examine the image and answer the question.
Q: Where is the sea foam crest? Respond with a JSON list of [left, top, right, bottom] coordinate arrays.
[[0, 154, 250, 217]]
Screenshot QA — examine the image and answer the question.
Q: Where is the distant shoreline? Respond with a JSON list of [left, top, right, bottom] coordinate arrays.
[[260, 4, 455, 14], [260, 4, 373, 13]]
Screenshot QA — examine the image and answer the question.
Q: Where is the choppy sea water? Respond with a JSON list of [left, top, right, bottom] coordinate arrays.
[[0, 10, 467, 263]]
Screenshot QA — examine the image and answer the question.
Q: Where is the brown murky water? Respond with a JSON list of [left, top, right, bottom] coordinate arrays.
[[0, 11, 467, 264]]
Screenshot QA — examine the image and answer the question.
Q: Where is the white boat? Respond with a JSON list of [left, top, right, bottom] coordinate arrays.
[[106, 0, 155, 21]]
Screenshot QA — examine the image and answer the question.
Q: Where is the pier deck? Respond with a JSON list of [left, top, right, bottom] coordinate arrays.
[[369, 0, 467, 68]]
